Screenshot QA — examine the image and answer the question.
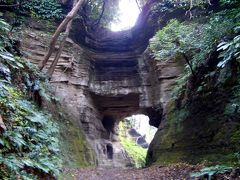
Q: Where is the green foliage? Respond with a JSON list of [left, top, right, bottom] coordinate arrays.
[[224, 101, 240, 115], [217, 36, 240, 67], [0, 91, 61, 178], [22, 0, 63, 20], [85, 0, 120, 28], [148, 3, 240, 168], [156, 0, 238, 8], [171, 71, 189, 98], [150, 9, 237, 69], [0, 18, 11, 50], [191, 165, 232, 180], [0, 19, 61, 179], [151, 0, 211, 18], [217, 13, 240, 118], [220, 0, 240, 6], [234, 152, 240, 164], [224, 78, 240, 115], [217, 12, 240, 67], [86, 0, 106, 21], [225, 80, 240, 115], [119, 121, 147, 168], [150, 8, 239, 99]]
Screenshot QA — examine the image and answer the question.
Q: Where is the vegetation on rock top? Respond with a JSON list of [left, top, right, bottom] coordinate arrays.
[[147, 0, 240, 168]]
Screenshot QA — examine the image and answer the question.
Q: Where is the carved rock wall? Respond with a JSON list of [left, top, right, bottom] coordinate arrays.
[[19, 23, 175, 167], [18, 0, 186, 167]]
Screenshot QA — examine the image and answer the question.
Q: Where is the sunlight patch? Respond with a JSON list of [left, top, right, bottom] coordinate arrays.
[[125, 114, 157, 143], [110, 0, 140, 31]]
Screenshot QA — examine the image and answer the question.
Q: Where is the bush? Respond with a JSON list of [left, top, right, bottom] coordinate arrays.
[[191, 165, 232, 180], [0, 18, 61, 179], [22, 0, 63, 20], [150, 9, 237, 69]]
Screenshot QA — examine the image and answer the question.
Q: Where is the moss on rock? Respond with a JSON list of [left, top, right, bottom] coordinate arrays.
[[58, 116, 96, 168]]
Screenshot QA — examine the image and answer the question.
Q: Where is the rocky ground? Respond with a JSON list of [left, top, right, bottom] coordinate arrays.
[[61, 164, 203, 180]]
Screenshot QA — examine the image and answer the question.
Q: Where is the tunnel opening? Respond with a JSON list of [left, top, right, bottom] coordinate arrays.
[[118, 114, 157, 167], [124, 115, 157, 145], [102, 116, 115, 132], [106, 143, 113, 159], [102, 116, 116, 140]]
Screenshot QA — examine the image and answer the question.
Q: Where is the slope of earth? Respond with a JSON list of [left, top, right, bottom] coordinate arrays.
[[61, 164, 239, 180], [62, 164, 201, 180]]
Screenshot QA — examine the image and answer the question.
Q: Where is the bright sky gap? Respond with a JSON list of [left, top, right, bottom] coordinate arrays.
[[111, 0, 140, 31]]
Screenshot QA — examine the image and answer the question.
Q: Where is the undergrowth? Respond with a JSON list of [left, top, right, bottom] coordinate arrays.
[[22, 0, 63, 20], [148, 1, 240, 167], [0, 18, 61, 179], [1, 0, 63, 20], [191, 165, 232, 180], [150, 8, 239, 99]]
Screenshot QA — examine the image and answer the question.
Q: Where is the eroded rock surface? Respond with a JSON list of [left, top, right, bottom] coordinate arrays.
[[19, 1, 185, 167], [16, 0, 240, 170], [19, 29, 170, 168]]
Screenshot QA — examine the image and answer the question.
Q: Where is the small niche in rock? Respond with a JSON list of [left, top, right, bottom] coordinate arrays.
[[106, 143, 113, 159]]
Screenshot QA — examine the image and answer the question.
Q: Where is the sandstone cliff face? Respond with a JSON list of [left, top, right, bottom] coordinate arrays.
[[3, 0, 237, 170], [146, 52, 240, 166], [18, 13, 185, 166], [17, 0, 190, 166]]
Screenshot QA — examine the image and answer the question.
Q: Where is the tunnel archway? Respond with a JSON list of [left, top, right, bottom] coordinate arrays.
[[106, 143, 113, 159], [66, 0, 166, 167], [117, 114, 157, 167], [123, 114, 157, 145]]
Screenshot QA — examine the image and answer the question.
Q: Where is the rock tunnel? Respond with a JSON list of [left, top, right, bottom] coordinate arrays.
[[81, 22, 164, 166], [20, 0, 186, 167]]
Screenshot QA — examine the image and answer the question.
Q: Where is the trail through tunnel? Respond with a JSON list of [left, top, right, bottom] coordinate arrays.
[[21, 0, 188, 170], [8, 0, 239, 178], [119, 114, 157, 167]]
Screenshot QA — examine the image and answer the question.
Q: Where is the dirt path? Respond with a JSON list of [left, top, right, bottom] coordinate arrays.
[[62, 164, 202, 180]]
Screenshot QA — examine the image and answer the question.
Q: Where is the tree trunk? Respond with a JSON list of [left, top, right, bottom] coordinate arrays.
[[46, 0, 79, 79], [182, 53, 196, 79], [47, 19, 73, 79], [39, 0, 85, 70]]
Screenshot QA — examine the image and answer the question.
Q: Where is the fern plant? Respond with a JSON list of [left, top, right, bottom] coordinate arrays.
[[217, 25, 240, 67], [22, 0, 63, 20], [150, 9, 238, 68], [0, 18, 62, 179], [191, 165, 232, 180]]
